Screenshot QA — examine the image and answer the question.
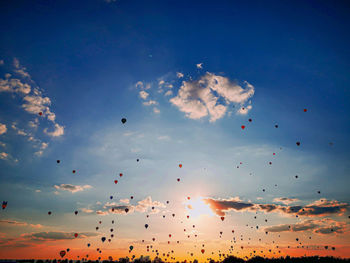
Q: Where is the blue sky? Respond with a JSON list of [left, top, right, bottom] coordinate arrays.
[[0, 0, 349, 260]]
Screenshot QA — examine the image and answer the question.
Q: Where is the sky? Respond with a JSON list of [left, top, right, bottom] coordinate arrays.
[[0, 0, 350, 261]]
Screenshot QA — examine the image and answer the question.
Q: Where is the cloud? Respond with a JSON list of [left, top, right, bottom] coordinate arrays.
[[0, 59, 64, 142], [0, 152, 18, 163], [170, 73, 254, 122], [143, 100, 157, 106], [177, 72, 184, 78], [164, 90, 173, 96], [0, 78, 31, 94], [139, 90, 149, 100], [54, 184, 92, 193], [273, 197, 300, 205], [153, 107, 160, 114], [0, 123, 7, 135], [13, 58, 30, 78], [44, 123, 64, 137], [102, 196, 166, 215], [203, 197, 255, 216], [265, 219, 348, 235], [196, 63, 203, 69], [0, 220, 43, 229], [0, 60, 4, 65], [81, 208, 94, 214], [21, 231, 98, 241], [204, 197, 348, 218]]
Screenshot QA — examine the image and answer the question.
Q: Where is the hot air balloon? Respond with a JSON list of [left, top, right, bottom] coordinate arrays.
[[201, 249, 205, 254], [39, 112, 43, 116], [125, 208, 129, 213], [114, 180, 118, 184], [56, 160, 60, 163], [129, 245, 134, 251], [177, 178, 180, 182], [74, 210, 78, 215], [72, 170, 76, 174], [241, 125, 245, 130], [74, 233, 78, 238], [48, 211, 52, 215], [87, 243, 90, 247], [296, 141, 301, 146], [121, 118, 127, 124], [101, 237, 106, 242], [220, 217, 225, 221], [59, 250, 66, 258], [2, 201, 7, 209], [179, 164, 182, 168], [145, 224, 149, 229]]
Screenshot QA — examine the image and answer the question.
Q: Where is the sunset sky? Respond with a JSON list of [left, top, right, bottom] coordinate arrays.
[[0, 0, 350, 261]]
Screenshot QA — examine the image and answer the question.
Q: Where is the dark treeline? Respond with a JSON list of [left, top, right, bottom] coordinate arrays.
[[1, 256, 350, 263]]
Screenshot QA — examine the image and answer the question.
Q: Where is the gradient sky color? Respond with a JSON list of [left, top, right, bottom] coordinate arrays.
[[0, 0, 350, 261]]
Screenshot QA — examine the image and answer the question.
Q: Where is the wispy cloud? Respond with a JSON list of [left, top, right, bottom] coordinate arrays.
[[53, 184, 92, 193]]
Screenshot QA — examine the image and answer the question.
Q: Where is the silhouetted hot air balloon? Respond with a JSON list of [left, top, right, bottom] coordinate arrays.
[[48, 211, 52, 215], [145, 224, 149, 229], [121, 118, 127, 124], [87, 243, 90, 247], [296, 141, 301, 146], [220, 217, 225, 221], [2, 201, 7, 210], [201, 249, 205, 254], [74, 210, 78, 215], [56, 160, 60, 164], [177, 178, 180, 182], [110, 196, 113, 199], [72, 170, 76, 174], [101, 237, 106, 242], [125, 208, 129, 213], [74, 233, 78, 238], [59, 250, 66, 258], [39, 112, 43, 116]]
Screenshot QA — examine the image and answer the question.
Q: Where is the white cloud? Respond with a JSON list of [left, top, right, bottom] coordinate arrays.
[[135, 81, 143, 89], [54, 184, 92, 193], [196, 63, 203, 69], [0, 78, 31, 94], [153, 107, 160, 114], [0, 123, 7, 135], [35, 190, 41, 193], [139, 90, 149, 100], [13, 58, 30, 78], [158, 80, 165, 85], [176, 72, 184, 78], [236, 104, 252, 115], [170, 72, 255, 122], [44, 123, 64, 137], [164, 90, 173, 96], [143, 100, 157, 106]]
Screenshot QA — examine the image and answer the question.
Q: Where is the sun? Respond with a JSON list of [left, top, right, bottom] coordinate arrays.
[[185, 196, 215, 218]]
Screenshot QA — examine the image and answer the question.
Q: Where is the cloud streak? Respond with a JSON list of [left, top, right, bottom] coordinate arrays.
[[53, 184, 92, 193]]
